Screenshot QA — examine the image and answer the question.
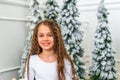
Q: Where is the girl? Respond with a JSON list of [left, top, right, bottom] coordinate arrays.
[[24, 19, 77, 80]]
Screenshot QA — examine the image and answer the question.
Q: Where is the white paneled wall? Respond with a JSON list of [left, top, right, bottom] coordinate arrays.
[[0, 0, 28, 80]]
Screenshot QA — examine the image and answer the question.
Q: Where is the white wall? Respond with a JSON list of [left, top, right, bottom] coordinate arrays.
[[0, 0, 28, 80]]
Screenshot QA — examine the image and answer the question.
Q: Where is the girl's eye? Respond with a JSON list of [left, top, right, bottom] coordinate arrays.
[[38, 35, 43, 37], [48, 34, 52, 37]]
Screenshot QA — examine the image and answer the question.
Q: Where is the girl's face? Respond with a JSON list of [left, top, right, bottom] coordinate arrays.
[[37, 24, 54, 51]]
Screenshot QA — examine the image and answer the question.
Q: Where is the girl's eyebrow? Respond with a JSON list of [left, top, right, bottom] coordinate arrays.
[[38, 32, 43, 34], [38, 32, 52, 34]]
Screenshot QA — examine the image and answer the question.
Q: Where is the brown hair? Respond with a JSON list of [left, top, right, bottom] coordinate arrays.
[[26, 19, 76, 80]]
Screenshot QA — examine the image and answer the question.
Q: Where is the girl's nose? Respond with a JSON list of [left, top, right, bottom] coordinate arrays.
[[44, 36, 48, 40]]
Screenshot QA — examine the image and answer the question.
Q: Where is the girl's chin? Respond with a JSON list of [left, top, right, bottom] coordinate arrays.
[[42, 46, 53, 50]]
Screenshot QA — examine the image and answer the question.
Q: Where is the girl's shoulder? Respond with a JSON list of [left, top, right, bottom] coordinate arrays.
[[29, 54, 38, 61]]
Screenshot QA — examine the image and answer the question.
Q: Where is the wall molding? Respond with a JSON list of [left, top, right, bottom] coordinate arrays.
[[116, 60, 120, 63], [0, 0, 29, 7], [0, 17, 30, 22], [77, 0, 120, 12], [0, 0, 120, 10], [0, 66, 21, 74], [77, 0, 120, 6]]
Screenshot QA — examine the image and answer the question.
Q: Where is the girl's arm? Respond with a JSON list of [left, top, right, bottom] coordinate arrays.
[[24, 56, 35, 80], [65, 60, 73, 80]]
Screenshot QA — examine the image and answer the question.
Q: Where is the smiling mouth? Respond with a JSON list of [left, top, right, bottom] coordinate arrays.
[[43, 43, 50, 46]]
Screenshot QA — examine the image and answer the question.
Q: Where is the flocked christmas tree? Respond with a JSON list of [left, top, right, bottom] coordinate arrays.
[[58, 0, 85, 79], [44, 0, 59, 21], [89, 0, 117, 80], [18, 0, 42, 78]]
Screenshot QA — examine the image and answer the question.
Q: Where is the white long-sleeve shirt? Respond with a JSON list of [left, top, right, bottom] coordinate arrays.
[[24, 55, 72, 80]]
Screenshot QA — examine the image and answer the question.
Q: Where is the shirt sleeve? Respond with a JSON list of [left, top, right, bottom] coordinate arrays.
[[64, 60, 72, 80], [24, 56, 35, 80]]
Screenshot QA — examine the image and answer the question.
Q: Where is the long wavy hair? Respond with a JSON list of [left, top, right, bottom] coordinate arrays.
[[26, 19, 76, 80]]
